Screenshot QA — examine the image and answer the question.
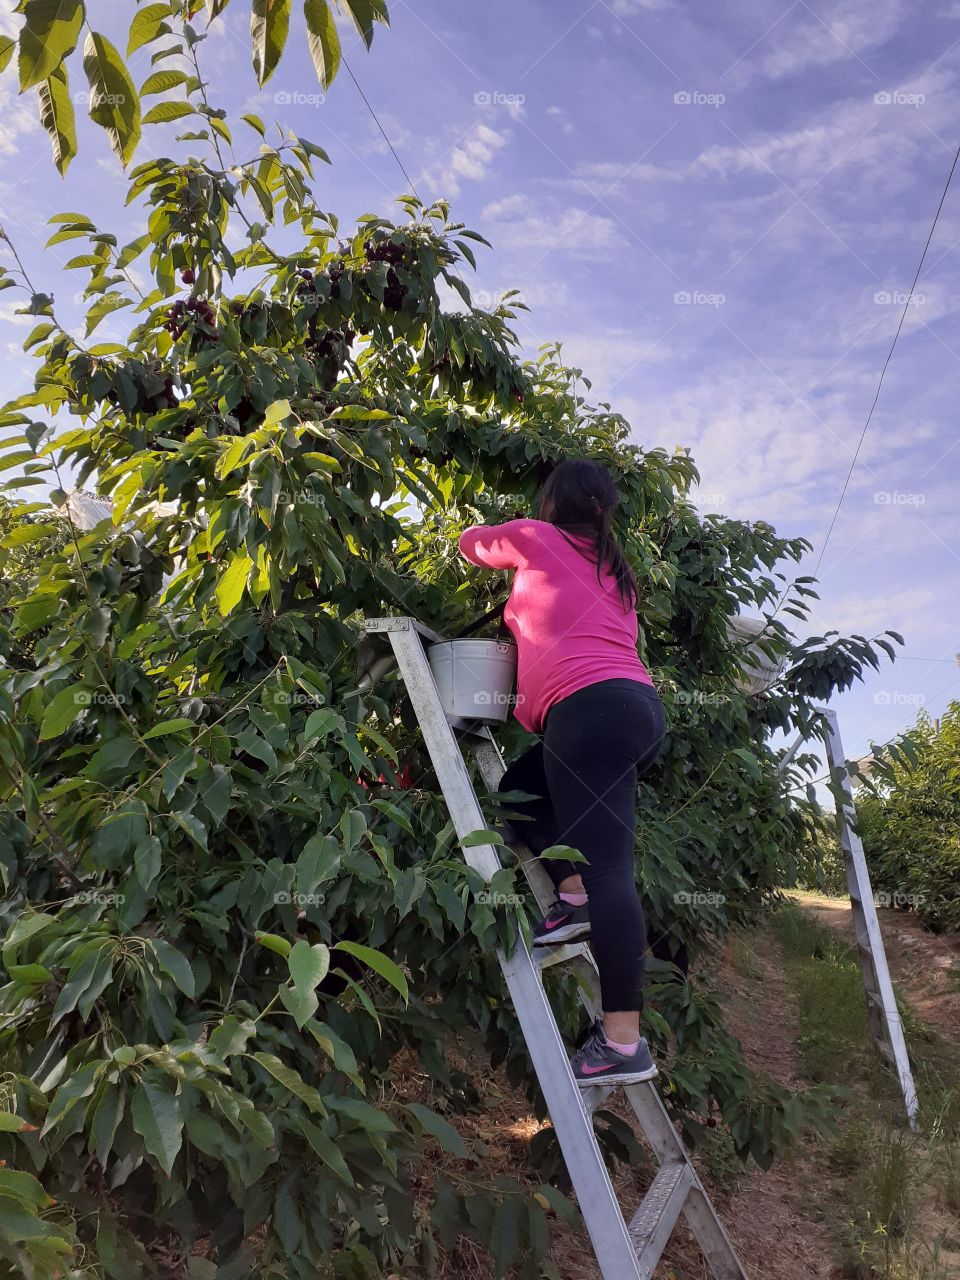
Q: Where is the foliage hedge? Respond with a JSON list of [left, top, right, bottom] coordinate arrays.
[[0, 6, 906, 1277], [856, 703, 960, 934]]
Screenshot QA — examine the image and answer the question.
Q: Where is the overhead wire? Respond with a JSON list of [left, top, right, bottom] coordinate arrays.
[[814, 139, 960, 576]]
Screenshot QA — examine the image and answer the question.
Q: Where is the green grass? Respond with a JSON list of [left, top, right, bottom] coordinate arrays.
[[774, 903, 875, 1088]]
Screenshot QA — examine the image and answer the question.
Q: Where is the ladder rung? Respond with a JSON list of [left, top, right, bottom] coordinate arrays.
[[579, 1082, 616, 1115], [628, 1161, 692, 1275], [532, 940, 593, 972]]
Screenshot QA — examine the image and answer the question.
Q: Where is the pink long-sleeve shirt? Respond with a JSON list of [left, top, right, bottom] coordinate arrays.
[[459, 518, 654, 733]]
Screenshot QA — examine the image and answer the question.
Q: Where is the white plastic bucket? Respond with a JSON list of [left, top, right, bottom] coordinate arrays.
[[427, 638, 518, 725]]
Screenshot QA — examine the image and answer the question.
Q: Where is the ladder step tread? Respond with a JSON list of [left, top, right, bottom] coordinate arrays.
[[532, 940, 594, 972], [628, 1161, 692, 1269]]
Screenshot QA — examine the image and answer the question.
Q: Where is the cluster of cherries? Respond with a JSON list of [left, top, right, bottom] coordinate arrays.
[[163, 272, 218, 341]]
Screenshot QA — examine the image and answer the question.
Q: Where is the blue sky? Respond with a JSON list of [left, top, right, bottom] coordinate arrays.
[[1, 0, 958, 767]]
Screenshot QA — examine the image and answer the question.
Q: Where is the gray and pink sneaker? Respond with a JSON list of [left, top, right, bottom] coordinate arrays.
[[532, 899, 591, 947], [570, 1021, 658, 1087]]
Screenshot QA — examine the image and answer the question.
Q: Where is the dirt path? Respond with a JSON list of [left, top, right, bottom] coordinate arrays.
[[703, 930, 840, 1280]]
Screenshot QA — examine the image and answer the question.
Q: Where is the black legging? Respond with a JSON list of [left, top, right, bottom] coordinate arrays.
[[499, 678, 666, 1012]]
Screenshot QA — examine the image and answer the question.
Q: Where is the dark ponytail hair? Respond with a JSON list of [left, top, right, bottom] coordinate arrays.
[[537, 458, 638, 610]]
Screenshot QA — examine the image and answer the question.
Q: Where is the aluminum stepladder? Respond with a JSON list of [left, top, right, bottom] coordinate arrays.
[[817, 709, 919, 1130], [364, 616, 749, 1280]]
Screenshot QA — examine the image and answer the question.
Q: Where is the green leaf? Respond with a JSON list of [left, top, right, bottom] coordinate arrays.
[[537, 843, 587, 863], [141, 718, 196, 739], [39, 682, 88, 740], [304, 0, 340, 88], [278, 982, 317, 1029], [295, 833, 341, 895], [370, 797, 414, 836], [18, 0, 83, 91], [150, 938, 196, 997], [335, 941, 408, 1002], [6, 962, 51, 984], [215, 552, 252, 615], [339, 807, 367, 850], [134, 835, 161, 889], [306, 1020, 359, 1078], [263, 398, 291, 426], [208, 1015, 256, 1058], [341, 0, 389, 49], [330, 404, 392, 420], [303, 707, 342, 741], [405, 1103, 468, 1157], [255, 932, 291, 958], [215, 435, 254, 479], [461, 827, 505, 848], [0, 1113, 31, 1133], [84, 292, 133, 336], [2, 912, 56, 964], [0, 1169, 51, 1209], [140, 69, 186, 95], [0, 36, 13, 75], [41, 1062, 101, 1137], [251, 0, 291, 86], [37, 66, 77, 175], [90, 1086, 125, 1166], [132, 1080, 183, 1176], [490, 1198, 522, 1278], [301, 1117, 353, 1183], [288, 940, 330, 993], [127, 3, 172, 56], [82, 31, 142, 166], [249, 1053, 326, 1113], [142, 100, 196, 125]]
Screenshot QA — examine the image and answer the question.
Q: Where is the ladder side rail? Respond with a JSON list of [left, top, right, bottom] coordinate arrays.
[[385, 623, 646, 1279], [821, 709, 919, 1130]]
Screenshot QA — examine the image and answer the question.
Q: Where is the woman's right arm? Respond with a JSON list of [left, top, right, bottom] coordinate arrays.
[[459, 519, 533, 569]]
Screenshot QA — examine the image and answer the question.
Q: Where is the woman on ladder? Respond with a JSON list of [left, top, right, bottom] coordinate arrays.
[[459, 458, 666, 1087]]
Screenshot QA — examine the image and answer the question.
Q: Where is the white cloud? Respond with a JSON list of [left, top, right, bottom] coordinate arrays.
[[427, 122, 508, 197], [481, 192, 620, 257], [0, 300, 34, 327], [807, 586, 938, 636], [737, 0, 908, 81], [0, 54, 40, 158]]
